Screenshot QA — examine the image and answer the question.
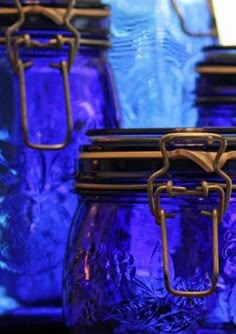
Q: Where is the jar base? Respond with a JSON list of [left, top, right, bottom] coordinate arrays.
[[0, 306, 66, 333], [69, 324, 236, 334], [197, 331, 236, 334], [199, 319, 236, 333], [70, 325, 114, 334]]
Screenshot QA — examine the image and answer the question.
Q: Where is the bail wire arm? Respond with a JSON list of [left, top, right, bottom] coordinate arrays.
[[18, 59, 73, 150], [154, 181, 225, 223], [159, 208, 220, 298], [148, 132, 232, 217], [6, 0, 80, 71], [5, 0, 80, 149], [5, 0, 24, 69], [147, 132, 233, 298]]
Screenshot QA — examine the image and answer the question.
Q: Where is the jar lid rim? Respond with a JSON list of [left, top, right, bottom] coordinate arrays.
[[86, 127, 236, 145], [76, 127, 236, 193], [0, 3, 110, 43], [1, 1, 104, 8], [0, 2, 110, 48]]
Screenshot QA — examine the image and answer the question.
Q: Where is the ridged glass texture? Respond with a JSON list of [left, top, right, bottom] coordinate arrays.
[[64, 196, 236, 333], [0, 45, 118, 309], [194, 48, 236, 127], [107, 0, 214, 128]]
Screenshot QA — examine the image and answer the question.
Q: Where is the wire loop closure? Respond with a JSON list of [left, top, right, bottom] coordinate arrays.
[[148, 132, 232, 298], [5, 0, 79, 149]]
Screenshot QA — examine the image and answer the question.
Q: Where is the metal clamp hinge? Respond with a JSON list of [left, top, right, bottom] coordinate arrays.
[[148, 132, 233, 298], [5, 0, 79, 149]]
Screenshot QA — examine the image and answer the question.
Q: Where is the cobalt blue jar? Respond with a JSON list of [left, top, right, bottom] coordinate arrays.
[[168, 1, 236, 129], [0, 0, 118, 312], [195, 47, 236, 127], [64, 128, 236, 333]]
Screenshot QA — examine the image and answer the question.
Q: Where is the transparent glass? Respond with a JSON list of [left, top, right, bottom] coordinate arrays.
[[183, 47, 236, 128], [107, 0, 214, 128], [64, 195, 236, 333], [0, 43, 118, 312], [197, 105, 236, 127]]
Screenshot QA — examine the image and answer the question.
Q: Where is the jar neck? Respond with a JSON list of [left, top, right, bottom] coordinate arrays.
[[2, 1, 103, 7], [77, 193, 228, 208], [0, 3, 110, 43]]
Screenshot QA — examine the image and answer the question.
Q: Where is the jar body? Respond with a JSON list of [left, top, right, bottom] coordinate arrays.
[[197, 105, 236, 127], [0, 45, 118, 310], [64, 196, 236, 333]]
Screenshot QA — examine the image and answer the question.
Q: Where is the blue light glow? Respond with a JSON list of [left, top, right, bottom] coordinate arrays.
[[107, 0, 214, 128], [0, 42, 118, 310], [0, 286, 19, 315]]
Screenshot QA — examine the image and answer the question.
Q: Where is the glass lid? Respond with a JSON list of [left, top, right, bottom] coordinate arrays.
[[77, 128, 236, 192], [1, 1, 103, 8], [0, 0, 110, 43], [85, 127, 236, 150]]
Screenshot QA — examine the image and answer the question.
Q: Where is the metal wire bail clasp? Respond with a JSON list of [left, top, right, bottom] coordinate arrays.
[[5, 0, 80, 150], [148, 132, 233, 298]]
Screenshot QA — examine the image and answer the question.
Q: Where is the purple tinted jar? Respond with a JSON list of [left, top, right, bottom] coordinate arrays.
[[64, 128, 236, 333], [0, 0, 118, 312]]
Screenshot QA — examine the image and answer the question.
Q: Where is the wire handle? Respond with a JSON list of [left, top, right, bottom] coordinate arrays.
[[159, 206, 220, 298], [5, 0, 79, 149], [147, 132, 232, 298]]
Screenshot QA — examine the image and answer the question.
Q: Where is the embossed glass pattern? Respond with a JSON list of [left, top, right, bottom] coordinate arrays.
[[0, 1, 118, 311], [195, 47, 236, 127], [64, 129, 236, 333]]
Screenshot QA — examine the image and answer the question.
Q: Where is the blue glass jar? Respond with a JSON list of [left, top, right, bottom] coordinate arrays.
[[64, 128, 236, 333], [175, 0, 236, 129], [169, 1, 236, 129], [0, 0, 118, 313], [195, 47, 236, 127]]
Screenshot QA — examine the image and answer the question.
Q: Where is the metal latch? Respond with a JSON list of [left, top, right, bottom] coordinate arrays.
[[148, 132, 232, 298], [5, 0, 80, 150]]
